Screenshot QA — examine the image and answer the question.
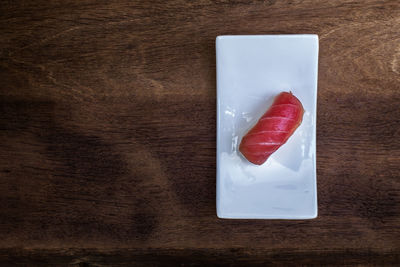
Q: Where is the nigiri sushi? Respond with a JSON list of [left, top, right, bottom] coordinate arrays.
[[239, 92, 304, 165]]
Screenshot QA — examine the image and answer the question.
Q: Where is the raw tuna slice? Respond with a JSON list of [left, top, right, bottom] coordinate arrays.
[[239, 92, 304, 165]]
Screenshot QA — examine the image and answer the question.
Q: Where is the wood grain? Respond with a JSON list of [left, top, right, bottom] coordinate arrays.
[[1, 0, 400, 265]]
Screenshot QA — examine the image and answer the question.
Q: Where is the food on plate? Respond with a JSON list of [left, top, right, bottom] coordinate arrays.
[[239, 92, 304, 165]]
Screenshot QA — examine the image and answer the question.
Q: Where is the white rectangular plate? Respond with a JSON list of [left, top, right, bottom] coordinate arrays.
[[216, 35, 318, 219]]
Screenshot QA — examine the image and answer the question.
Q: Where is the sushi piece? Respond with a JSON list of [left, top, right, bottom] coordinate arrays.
[[239, 92, 304, 165]]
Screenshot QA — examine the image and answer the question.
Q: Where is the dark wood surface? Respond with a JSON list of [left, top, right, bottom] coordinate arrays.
[[1, 0, 400, 265]]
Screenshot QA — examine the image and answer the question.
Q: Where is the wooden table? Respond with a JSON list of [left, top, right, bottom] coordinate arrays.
[[1, 0, 399, 265]]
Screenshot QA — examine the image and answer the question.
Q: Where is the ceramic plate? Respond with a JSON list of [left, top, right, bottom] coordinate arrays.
[[216, 35, 318, 219]]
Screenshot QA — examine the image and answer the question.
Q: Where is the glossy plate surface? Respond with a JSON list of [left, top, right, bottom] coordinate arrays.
[[216, 35, 319, 219]]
